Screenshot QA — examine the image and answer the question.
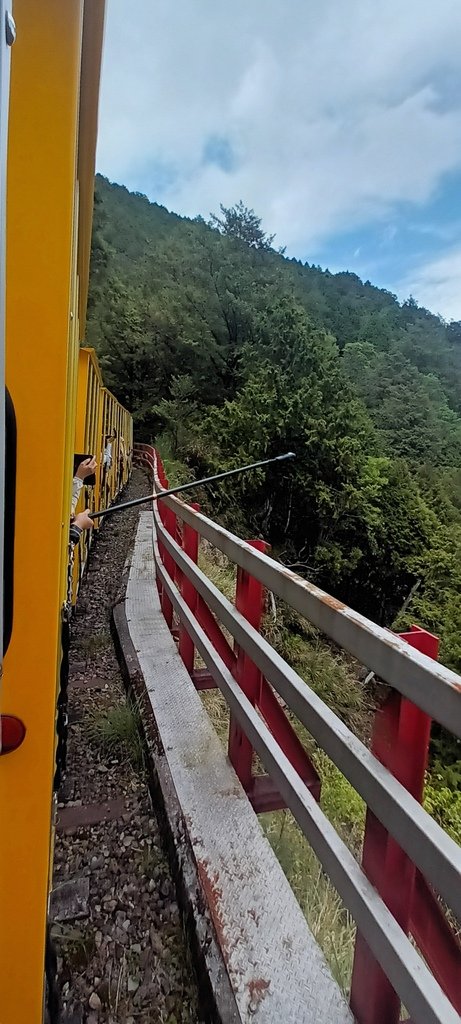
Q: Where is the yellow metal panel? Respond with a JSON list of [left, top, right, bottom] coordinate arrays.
[[75, 347, 91, 450], [77, 0, 106, 327], [72, 349, 102, 597], [0, 2, 84, 1021]]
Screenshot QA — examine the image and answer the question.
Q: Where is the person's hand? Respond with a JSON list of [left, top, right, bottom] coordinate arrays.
[[75, 457, 97, 481], [74, 508, 93, 530]]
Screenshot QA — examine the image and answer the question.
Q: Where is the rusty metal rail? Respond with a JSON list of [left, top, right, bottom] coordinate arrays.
[[156, 519, 460, 915], [134, 443, 461, 1024], [163, 499, 461, 739]]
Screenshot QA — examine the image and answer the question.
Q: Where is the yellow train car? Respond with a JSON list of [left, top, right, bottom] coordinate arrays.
[[0, 3, 131, 1021], [72, 347, 133, 602]]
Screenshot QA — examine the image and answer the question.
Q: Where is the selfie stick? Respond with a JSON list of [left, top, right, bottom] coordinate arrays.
[[90, 451, 296, 521]]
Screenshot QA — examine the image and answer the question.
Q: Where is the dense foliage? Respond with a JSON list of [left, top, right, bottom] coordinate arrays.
[[87, 176, 461, 692]]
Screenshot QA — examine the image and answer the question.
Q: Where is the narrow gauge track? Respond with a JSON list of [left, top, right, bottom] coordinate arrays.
[[51, 469, 201, 1024]]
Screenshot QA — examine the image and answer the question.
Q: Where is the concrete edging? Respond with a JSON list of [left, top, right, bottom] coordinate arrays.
[[113, 513, 353, 1024], [112, 556, 240, 1024]]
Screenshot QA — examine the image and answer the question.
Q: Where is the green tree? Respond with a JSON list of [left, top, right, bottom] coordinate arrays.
[[86, 175, 461, 652], [209, 200, 276, 250]]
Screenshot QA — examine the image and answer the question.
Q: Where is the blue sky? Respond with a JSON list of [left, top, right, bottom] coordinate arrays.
[[97, 0, 461, 321], [315, 170, 461, 309]]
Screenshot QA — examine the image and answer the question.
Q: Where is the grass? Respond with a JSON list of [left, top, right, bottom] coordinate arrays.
[[87, 701, 144, 769], [261, 812, 357, 993], [51, 923, 96, 974], [78, 629, 112, 658], [198, 543, 372, 738], [155, 435, 192, 487]]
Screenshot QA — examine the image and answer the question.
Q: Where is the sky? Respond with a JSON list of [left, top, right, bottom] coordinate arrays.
[[96, 0, 461, 322]]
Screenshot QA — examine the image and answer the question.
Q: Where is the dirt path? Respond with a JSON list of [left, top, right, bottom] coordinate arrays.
[[52, 469, 201, 1024]]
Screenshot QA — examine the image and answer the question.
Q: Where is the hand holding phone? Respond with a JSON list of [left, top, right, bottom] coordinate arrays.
[[74, 454, 97, 486]]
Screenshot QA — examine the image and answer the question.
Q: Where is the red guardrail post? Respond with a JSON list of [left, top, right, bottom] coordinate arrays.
[[409, 869, 461, 1015], [228, 540, 269, 792], [153, 451, 165, 599], [350, 625, 439, 1024], [155, 457, 175, 629], [178, 503, 200, 673], [161, 500, 176, 630]]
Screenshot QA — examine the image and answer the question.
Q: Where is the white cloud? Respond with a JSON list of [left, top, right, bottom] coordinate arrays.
[[97, 0, 461, 254], [399, 248, 461, 321]]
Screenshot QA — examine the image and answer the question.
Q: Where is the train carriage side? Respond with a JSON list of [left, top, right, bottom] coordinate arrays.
[[71, 348, 131, 604], [0, 3, 108, 1021]]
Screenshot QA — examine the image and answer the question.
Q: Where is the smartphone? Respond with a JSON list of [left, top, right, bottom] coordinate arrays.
[[73, 453, 96, 487]]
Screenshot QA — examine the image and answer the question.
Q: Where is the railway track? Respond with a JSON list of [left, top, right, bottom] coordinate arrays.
[[51, 470, 201, 1024]]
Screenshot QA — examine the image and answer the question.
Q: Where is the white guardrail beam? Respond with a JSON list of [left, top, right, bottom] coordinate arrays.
[[155, 553, 460, 1024]]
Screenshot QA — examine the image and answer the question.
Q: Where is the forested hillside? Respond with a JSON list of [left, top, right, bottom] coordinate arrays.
[[87, 175, 461, 683]]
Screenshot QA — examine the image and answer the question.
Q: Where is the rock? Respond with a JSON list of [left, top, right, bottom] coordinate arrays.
[[50, 877, 90, 922], [96, 979, 110, 1003], [63, 1009, 84, 1024], [149, 927, 163, 956], [131, 943, 141, 954], [88, 992, 101, 1011]]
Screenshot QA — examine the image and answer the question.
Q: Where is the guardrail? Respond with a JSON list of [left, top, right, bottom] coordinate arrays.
[[134, 443, 461, 1024]]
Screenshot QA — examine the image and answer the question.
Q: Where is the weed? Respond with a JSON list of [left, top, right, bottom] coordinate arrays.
[[261, 811, 356, 994], [315, 751, 366, 849], [51, 923, 96, 974], [156, 435, 192, 487], [137, 844, 165, 877], [78, 630, 111, 658], [424, 781, 461, 846], [198, 544, 236, 600], [87, 701, 144, 769]]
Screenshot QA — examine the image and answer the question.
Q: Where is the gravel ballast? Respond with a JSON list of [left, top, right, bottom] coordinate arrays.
[[52, 469, 201, 1024]]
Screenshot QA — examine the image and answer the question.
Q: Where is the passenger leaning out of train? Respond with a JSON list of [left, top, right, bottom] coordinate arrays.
[[70, 457, 97, 545], [118, 434, 126, 492], [69, 508, 93, 545], [72, 455, 97, 514], [102, 430, 116, 505], [103, 431, 116, 471]]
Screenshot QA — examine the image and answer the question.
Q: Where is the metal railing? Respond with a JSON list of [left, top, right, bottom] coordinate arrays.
[[134, 443, 461, 1024]]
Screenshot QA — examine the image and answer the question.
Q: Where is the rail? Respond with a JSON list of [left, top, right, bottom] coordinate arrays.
[[134, 443, 461, 1024]]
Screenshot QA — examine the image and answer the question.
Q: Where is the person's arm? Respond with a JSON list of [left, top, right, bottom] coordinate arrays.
[[72, 457, 97, 513], [71, 477, 83, 515], [69, 521, 83, 546], [69, 509, 93, 546]]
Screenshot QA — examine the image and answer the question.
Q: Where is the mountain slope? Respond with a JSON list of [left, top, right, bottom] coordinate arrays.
[[87, 175, 461, 671]]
